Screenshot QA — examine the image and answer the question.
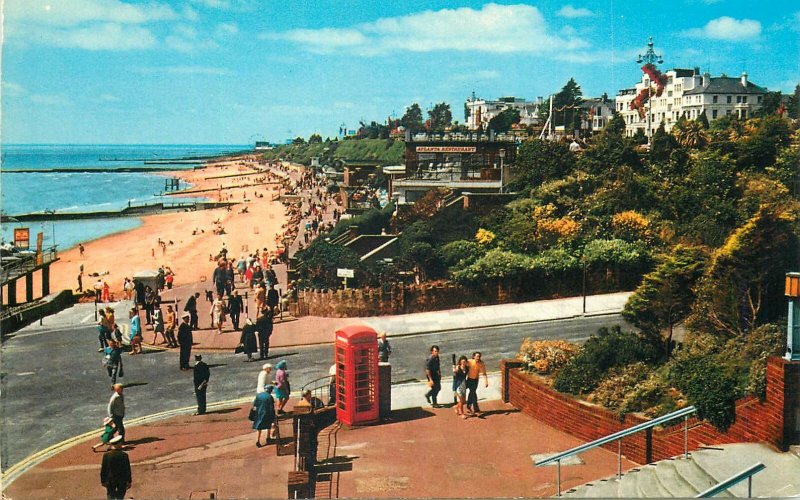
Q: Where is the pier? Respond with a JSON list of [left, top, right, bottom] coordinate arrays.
[[0, 201, 237, 223]]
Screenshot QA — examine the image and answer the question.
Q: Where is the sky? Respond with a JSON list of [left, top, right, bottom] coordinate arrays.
[[2, 0, 799, 145]]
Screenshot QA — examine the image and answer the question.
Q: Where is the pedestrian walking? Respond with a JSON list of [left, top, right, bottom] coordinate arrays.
[[103, 340, 123, 385], [452, 355, 469, 419], [177, 312, 193, 370], [100, 436, 131, 500], [193, 355, 210, 415], [466, 351, 489, 416], [184, 292, 200, 330], [266, 283, 279, 314], [257, 363, 273, 393], [239, 318, 258, 362], [228, 289, 243, 330], [107, 384, 126, 442], [251, 385, 277, 447], [274, 360, 290, 414], [129, 308, 142, 355], [98, 309, 111, 352], [210, 293, 226, 334], [91, 417, 118, 452], [164, 305, 177, 347], [256, 308, 274, 360], [377, 332, 392, 362], [424, 345, 441, 407], [151, 303, 165, 345]]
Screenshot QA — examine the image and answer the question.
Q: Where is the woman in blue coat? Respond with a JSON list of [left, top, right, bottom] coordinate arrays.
[[252, 385, 276, 447]]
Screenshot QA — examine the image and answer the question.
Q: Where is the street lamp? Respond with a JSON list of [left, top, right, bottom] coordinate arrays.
[[785, 272, 800, 361], [499, 149, 506, 193]]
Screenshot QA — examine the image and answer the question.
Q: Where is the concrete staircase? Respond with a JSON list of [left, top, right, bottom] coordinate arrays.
[[560, 443, 800, 498]]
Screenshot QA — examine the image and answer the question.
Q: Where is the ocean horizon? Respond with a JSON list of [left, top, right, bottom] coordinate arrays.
[[1, 144, 250, 251]]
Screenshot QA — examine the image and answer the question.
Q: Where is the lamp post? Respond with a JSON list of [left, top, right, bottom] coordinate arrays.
[[785, 272, 800, 361], [499, 149, 506, 193]]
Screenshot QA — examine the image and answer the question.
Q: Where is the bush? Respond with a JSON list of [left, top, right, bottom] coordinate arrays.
[[590, 362, 651, 411], [553, 326, 661, 395], [517, 339, 580, 375], [441, 240, 485, 268], [667, 354, 741, 431], [619, 373, 678, 417]]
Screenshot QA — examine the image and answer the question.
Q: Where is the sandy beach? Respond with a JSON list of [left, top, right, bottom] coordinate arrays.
[[37, 155, 290, 297]]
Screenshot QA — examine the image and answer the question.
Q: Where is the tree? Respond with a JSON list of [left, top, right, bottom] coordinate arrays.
[[427, 102, 452, 131], [308, 133, 323, 144], [755, 91, 783, 117], [686, 204, 798, 339], [541, 78, 584, 131], [510, 139, 574, 190], [296, 240, 360, 290], [788, 84, 800, 120], [292, 137, 306, 145], [401, 103, 424, 133], [649, 122, 680, 163], [487, 108, 520, 133], [622, 245, 709, 356], [604, 112, 626, 136], [673, 119, 708, 149]]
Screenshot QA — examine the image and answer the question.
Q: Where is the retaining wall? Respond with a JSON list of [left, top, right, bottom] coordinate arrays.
[[501, 356, 800, 465]]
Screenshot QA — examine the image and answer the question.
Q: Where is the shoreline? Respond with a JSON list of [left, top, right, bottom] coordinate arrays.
[[39, 154, 289, 295]]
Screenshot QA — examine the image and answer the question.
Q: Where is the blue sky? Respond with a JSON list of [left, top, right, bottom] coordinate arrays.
[[2, 0, 799, 145]]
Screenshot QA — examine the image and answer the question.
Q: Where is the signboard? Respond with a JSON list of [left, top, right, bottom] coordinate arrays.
[[337, 268, 355, 278], [14, 228, 30, 249], [415, 146, 476, 153]]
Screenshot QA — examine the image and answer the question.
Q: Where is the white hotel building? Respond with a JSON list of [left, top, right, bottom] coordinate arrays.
[[465, 95, 543, 130], [616, 68, 768, 137]]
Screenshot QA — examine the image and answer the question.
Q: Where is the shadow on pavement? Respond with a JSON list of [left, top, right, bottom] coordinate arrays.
[[472, 407, 520, 419], [124, 436, 165, 446], [122, 381, 149, 389], [206, 363, 228, 369], [381, 407, 435, 424], [205, 407, 239, 415]]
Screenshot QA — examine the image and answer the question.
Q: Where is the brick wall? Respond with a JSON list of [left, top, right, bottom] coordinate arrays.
[[501, 357, 800, 465]]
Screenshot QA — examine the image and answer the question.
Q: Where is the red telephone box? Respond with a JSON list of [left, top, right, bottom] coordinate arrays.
[[334, 325, 379, 425]]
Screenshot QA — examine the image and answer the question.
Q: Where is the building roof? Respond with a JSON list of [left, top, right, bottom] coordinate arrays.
[[684, 76, 767, 95]]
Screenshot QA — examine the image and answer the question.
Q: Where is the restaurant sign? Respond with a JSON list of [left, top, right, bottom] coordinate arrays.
[[415, 146, 476, 153], [14, 228, 30, 249]]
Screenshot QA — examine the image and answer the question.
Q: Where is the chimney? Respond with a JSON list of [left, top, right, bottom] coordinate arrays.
[[741, 72, 748, 87], [703, 72, 710, 87]]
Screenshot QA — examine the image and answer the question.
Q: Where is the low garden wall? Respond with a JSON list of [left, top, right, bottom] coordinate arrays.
[[500, 356, 800, 464]]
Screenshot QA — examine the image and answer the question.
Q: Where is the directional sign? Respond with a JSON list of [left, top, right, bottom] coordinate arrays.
[[337, 268, 354, 278]]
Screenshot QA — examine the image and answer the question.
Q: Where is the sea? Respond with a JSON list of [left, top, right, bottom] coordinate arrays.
[[1, 144, 249, 251]]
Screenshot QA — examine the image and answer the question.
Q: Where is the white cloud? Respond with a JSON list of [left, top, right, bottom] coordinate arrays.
[[449, 70, 500, 83], [2, 81, 27, 97], [29, 94, 73, 106], [266, 3, 588, 56], [557, 5, 593, 18], [4, 0, 178, 26], [98, 93, 121, 102], [683, 16, 761, 41], [215, 23, 239, 37], [44, 23, 157, 50]]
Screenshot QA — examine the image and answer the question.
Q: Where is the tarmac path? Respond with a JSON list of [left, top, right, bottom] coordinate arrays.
[[0, 303, 629, 470]]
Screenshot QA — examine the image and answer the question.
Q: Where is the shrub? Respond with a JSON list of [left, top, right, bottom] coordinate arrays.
[[553, 326, 661, 395], [590, 362, 651, 411], [475, 228, 496, 245], [517, 339, 580, 375], [611, 210, 651, 242], [441, 240, 485, 268], [667, 354, 741, 431], [619, 373, 679, 417]]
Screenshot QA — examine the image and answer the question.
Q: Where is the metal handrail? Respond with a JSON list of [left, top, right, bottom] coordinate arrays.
[[695, 463, 766, 498], [536, 405, 697, 496]]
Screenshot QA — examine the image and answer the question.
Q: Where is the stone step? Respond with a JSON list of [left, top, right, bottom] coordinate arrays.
[[672, 455, 728, 496], [580, 477, 621, 498], [619, 468, 640, 498], [654, 459, 701, 497], [635, 464, 673, 497]]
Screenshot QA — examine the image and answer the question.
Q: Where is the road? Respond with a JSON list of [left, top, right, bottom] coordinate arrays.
[[0, 302, 630, 469]]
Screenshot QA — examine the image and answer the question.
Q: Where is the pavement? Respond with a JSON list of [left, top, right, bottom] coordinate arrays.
[[3, 375, 635, 499], [154, 282, 632, 352]]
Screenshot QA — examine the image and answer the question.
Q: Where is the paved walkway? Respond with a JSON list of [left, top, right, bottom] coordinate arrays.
[[3, 377, 633, 499], [151, 284, 631, 351]]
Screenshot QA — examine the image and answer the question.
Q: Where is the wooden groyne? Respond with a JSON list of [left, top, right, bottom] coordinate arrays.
[[1, 201, 236, 222]]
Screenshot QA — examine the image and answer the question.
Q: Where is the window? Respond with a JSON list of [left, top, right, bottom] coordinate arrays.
[[727, 95, 732, 104], [757, 96, 762, 103], [742, 96, 747, 104], [712, 110, 718, 119], [741, 110, 747, 119], [713, 95, 718, 103], [736, 96, 742, 103], [668, 91, 673, 97]]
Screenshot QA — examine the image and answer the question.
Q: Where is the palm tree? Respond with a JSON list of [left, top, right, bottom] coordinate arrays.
[[673, 119, 708, 149]]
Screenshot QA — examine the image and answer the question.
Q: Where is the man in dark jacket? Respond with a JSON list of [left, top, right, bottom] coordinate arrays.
[[211, 260, 227, 296], [100, 437, 131, 500], [177, 312, 194, 370], [256, 308, 274, 360], [227, 289, 243, 330], [193, 355, 210, 415], [266, 284, 280, 315], [184, 292, 200, 330]]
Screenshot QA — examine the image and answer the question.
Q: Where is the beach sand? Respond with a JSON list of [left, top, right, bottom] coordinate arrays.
[[20, 155, 289, 298]]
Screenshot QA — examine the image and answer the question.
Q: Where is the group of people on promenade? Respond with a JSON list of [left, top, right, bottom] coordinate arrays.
[[425, 346, 489, 419]]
